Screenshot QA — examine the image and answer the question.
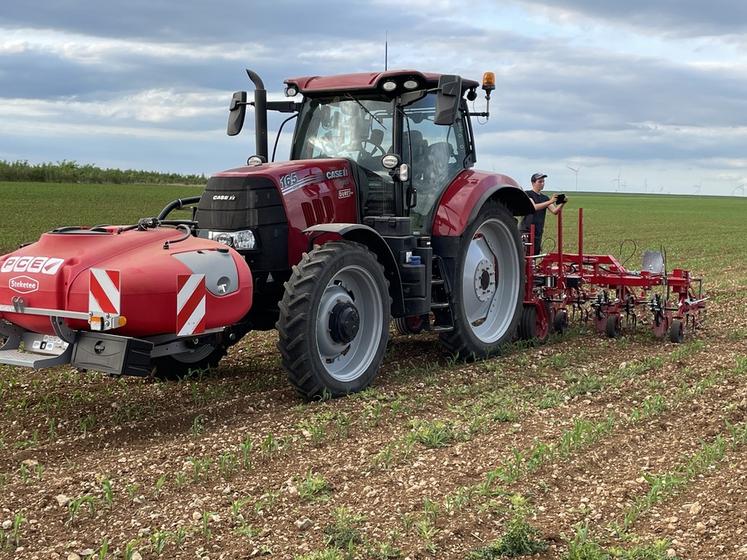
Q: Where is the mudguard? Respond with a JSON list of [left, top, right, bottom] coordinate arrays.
[[432, 169, 533, 237]]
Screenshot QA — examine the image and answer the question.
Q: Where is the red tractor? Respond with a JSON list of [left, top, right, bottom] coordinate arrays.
[[0, 68, 533, 398]]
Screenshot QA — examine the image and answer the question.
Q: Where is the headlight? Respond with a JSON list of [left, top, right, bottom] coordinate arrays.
[[233, 230, 256, 250], [208, 229, 257, 250]]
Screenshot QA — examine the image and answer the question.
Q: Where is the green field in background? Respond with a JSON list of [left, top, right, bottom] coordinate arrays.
[[1, 182, 745, 281], [0, 182, 202, 252]]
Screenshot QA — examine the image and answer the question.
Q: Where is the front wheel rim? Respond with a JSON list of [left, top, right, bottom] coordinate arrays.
[[461, 218, 521, 344], [315, 265, 384, 382]]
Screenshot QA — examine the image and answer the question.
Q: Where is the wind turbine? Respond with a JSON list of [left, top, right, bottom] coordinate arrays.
[[693, 183, 701, 194], [733, 183, 745, 196], [567, 165, 580, 191]]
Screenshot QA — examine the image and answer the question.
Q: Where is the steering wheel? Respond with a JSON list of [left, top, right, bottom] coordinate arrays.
[[361, 139, 385, 157]]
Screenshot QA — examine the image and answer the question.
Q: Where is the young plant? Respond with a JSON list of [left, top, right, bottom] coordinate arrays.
[[323, 506, 364, 550], [254, 491, 280, 514], [67, 495, 97, 525], [125, 482, 140, 501], [299, 470, 333, 502], [260, 433, 280, 457], [123, 540, 139, 560], [97, 537, 109, 560], [415, 516, 439, 554], [563, 523, 607, 560], [410, 418, 456, 448], [201, 511, 215, 541], [239, 435, 254, 469], [191, 414, 206, 435], [150, 530, 171, 555], [154, 474, 167, 497], [469, 494, 547, 558], [101, 478, 114, 506], [219, 452, 239, 479]]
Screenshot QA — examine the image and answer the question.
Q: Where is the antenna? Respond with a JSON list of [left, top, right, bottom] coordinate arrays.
[[385, 31, 388, 71], [567, 165, 579, 191]]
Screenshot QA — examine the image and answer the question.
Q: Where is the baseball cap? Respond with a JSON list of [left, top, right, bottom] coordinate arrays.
[[531, 173, 547, 183]]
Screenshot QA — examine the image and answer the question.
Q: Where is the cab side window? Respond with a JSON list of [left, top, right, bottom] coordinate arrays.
[[404, 94, 468, 232]]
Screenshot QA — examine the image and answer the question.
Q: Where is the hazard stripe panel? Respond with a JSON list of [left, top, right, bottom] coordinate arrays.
[[89, 269, 120, 315], [176, 274, 206, 336]]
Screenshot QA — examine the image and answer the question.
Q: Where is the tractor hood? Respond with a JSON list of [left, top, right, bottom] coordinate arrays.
[[198, 159, 360, 268], [212, 158, 354, 189]]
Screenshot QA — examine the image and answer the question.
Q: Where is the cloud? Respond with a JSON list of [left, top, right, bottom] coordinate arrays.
[[0, 1, 744, 194], [514, 0, 747, 38]]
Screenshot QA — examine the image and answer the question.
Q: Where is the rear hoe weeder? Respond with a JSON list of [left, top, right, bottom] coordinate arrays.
[[520, 207, 706, 344]]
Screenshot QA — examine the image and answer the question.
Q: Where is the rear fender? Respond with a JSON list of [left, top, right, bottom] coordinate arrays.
[[303, 224, 404, 316], [432, 170, 533, 237]]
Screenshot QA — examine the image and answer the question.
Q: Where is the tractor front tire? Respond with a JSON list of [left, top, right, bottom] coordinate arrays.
[[440, 202, 524, 359], [276, 241, 391, 399], [153, 343, 227, 380]]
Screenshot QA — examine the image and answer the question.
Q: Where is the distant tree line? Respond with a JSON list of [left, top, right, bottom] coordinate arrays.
[[0, 160, 207, 185]]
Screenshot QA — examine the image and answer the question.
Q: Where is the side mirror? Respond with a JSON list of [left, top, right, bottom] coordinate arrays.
[[227, 91, 247, 136], [434, 75, 462, 126]]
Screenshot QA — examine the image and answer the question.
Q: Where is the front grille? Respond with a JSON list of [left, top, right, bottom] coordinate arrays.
[[196, 175, 288, 271]]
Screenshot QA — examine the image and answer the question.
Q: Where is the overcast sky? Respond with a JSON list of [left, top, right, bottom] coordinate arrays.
[[1, 0, 746, 195]]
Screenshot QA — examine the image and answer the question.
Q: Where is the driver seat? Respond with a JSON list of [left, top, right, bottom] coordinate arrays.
[[366, 129, 384, 155]]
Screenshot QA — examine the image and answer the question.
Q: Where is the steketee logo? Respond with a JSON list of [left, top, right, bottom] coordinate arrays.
[[9, 275, 39, 294]]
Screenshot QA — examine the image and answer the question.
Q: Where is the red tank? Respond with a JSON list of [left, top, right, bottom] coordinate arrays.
[[0, 227, 252, 337]]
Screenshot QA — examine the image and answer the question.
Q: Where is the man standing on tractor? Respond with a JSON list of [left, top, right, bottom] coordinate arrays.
[[520, 173, 566, 254]]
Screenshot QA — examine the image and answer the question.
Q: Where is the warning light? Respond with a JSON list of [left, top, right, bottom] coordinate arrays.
[[482, 72, 496, 94]]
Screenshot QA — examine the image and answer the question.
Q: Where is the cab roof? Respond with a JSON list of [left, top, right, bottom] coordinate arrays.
[[284, 70, 480, 95]]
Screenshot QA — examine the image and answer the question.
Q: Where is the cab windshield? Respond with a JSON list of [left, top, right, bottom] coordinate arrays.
[[291, 95, 393, 172]]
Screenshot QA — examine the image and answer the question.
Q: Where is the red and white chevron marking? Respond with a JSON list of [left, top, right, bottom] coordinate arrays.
[[176, 274, 206, 336], [89, 269, 121, 315]]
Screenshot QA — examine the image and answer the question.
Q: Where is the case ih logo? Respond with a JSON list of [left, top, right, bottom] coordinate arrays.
[[326, 169, 349, 180], [1, 256, 64, 275], [9, 275, 39, 294]]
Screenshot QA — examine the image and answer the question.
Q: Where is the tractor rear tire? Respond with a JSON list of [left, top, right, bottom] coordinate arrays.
[[276, 241, 391, 399], [669, 318, 684, 343], [440, 202, 524, 359]]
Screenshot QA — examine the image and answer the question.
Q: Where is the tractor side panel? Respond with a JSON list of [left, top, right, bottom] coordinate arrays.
[[432, 170, 525, 237], [268, 159, 358, 266]]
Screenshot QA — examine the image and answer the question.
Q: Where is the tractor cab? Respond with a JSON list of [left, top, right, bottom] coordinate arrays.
[[289, 88, 474, 233], [227, 70, 491, 235]]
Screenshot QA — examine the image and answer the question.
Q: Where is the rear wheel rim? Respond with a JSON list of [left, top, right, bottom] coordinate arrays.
[[461, 218, 521, 344], [315, 265, 384, 382]]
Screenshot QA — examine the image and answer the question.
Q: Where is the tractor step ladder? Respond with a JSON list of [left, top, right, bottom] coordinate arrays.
[[430, 255, 454, 332], [0, 331, 72, 368]]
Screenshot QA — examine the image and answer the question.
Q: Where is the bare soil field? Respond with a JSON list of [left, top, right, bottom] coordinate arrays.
[[1, 192, 746, 559]]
